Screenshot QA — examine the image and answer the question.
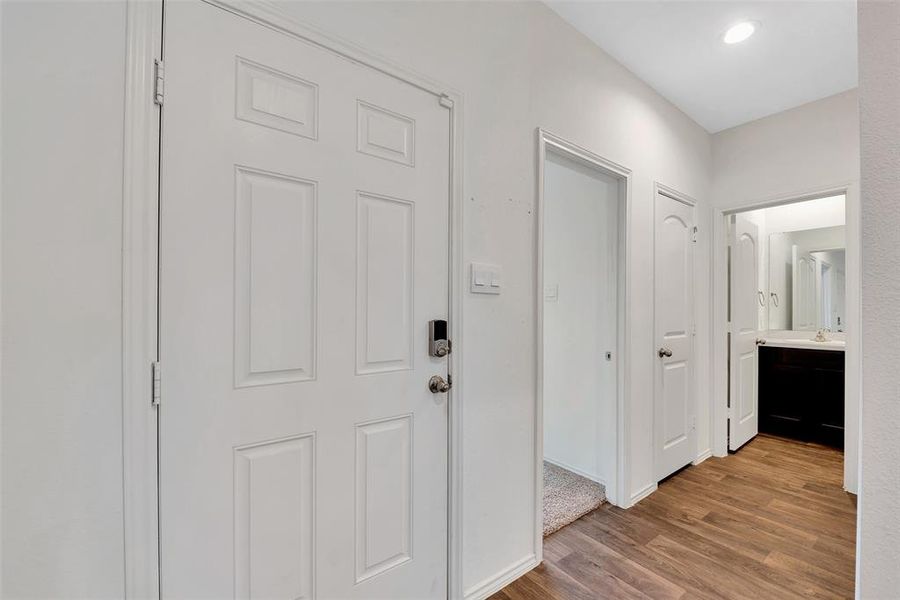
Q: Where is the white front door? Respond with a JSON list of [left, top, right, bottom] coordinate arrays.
[[729, 214, 760, 451], [653, 191, 696, 480], [159, 2, 450, 598]]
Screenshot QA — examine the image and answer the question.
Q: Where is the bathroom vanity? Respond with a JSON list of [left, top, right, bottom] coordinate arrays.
[[758, 342, 845, 448]]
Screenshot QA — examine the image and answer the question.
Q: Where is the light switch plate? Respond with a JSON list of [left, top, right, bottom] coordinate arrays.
[[470, 262, 502, 294], [544, 284, 558, 302]]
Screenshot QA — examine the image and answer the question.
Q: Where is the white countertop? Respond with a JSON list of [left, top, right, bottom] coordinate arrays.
[[759, 338, 845, 351]]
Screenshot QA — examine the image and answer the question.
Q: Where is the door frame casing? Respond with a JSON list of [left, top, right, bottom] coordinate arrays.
[[534, 129, 632, 565], [651, 183, 698, 481], [122, 0, 466, 596], [711, 183, 860, 494], [121, 0, 163, 597]]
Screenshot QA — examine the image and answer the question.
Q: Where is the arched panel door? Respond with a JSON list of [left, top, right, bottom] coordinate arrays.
[[654, 191, 696, 480], [730, 214, 760, 451]]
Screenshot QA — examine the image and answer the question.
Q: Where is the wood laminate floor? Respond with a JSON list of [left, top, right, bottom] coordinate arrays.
[[491, 435, 856, 600]]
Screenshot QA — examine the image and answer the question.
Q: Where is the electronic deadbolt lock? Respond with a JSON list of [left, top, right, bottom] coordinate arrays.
[[429, 319, 451, 358]]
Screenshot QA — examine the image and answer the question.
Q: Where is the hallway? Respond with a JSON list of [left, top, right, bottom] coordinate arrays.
[[493, 435, 856, 599]]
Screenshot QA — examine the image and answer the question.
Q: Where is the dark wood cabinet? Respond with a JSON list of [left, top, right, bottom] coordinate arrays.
[[758, 346, 845, 448]]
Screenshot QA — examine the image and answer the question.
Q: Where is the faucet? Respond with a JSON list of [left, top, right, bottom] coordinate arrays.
[[814, 328, 831, 342]]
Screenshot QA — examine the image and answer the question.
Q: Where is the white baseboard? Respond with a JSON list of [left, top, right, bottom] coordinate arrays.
[[463, 554, 539, 600], [628, 482, 658, 507], [693, 448, 713, 465], [543, 456, 608, 488]]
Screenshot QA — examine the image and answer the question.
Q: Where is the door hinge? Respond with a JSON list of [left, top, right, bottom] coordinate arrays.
[[153, 59, 165, 106], [692, 225, 699, 243], [151, 361, 161, 406]]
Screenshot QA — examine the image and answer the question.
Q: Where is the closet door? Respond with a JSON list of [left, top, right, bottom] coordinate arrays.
[[654, 191, 696, 479]]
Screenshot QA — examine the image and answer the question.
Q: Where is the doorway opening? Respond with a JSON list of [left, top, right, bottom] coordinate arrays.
[[711, 191, 859, 588], [720, 192, 855, 459], [535, 130, 629, 551]]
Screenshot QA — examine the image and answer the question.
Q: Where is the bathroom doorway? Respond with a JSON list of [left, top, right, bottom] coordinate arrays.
[[716, 192, 858, 478]]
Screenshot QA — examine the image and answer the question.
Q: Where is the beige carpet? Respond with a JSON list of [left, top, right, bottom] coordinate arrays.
[[543, 461, 606, 536]]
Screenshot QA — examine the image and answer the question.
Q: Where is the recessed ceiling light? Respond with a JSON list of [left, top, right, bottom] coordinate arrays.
[[723, 21, 758, 45]]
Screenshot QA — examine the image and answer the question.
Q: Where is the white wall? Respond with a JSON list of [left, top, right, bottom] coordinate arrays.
[[713, 91, 859, 210], [542, 150, 618, 487], [1, 1, 127, 597], [857, 0, 900, 596], [711, 90, 860, 493], [271, 2, 712, 596], [787, 226, 846, 254]]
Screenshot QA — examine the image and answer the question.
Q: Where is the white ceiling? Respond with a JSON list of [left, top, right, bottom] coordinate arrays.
[[749, 194, 846, 233], [545, 1, 858, 133]]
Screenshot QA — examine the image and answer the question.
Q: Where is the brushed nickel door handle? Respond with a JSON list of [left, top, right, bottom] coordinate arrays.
[[428, 375, 451, 394], [658, 347, 673, 358]]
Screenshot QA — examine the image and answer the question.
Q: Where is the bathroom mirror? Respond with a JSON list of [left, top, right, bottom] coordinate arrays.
[[767, 226, 846, 332]]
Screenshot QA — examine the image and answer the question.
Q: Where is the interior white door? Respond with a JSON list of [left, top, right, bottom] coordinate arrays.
[[793, 246, 818, 330], [729, 214, 760, 451], [653, 191, 696, 480], [159, 2, 450, 598]]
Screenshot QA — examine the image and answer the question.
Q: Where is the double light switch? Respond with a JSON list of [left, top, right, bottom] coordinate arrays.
[[470, 263, 502, 294]]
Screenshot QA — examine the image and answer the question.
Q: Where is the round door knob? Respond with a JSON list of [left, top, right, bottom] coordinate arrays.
[[658, 347, 673, 358], [428, 375, 451, 394]]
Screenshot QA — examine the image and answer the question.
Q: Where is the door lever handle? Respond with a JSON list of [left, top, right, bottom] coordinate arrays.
[[658, 347, 673, 358]]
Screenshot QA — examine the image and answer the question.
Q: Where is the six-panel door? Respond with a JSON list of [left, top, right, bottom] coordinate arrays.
[[159, 2, 450, 597]]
